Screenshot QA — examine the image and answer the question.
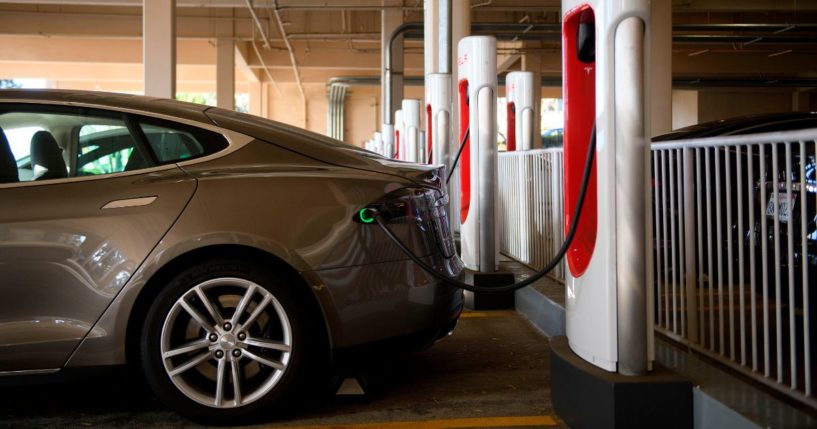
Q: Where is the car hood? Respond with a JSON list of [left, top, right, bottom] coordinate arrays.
[[205, 108, 439, 185]]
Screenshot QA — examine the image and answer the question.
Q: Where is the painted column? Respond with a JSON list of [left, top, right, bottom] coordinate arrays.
[[143, 0, 176, 98], [381, 0, 404, 158], [649, 0, 672, 136], [521, 52, 543, 148], [216, 37, 235, 110]]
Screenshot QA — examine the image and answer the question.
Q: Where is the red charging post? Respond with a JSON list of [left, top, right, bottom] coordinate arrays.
[[394, 109, 404, 160], [506, 102, 516, 151]]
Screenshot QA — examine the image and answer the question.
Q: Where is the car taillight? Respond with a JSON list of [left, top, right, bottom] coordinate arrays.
[[356, 186, 456, 259]]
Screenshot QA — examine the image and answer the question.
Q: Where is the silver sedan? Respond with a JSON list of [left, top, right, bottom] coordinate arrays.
[[0, 89, 463, 423]]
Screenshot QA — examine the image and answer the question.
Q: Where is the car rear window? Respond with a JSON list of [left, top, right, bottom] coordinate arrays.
[[133, 116, 229, 164]]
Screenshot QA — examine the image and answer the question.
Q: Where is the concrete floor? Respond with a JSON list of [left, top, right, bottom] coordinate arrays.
[[0, 310, 564, 429]]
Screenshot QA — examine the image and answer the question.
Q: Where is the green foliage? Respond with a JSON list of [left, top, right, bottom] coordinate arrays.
[[0, 79, 22, 89], [176, 92, 216, 106]]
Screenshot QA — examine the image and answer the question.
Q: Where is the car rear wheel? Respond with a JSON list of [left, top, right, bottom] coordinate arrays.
[[140, 259, 321, 424]]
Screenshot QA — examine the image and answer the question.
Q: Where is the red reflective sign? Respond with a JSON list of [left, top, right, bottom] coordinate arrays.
[[562, 5, 597, 277], [458, 79, 471, 223]]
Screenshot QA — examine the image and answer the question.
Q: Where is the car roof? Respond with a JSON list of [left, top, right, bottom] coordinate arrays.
[[653, 111, 817, 141], [0, 89, 214, 125]]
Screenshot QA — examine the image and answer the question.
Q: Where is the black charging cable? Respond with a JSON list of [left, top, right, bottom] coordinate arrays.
[[446, 128, 469, 185], [366, 123, 596, 293]]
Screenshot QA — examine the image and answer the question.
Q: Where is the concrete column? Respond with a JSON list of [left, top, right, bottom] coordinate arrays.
[[521, 52, 543, 148], [672, 90, 698, 129], [382, 0, 403, 124], [424, 0, 439, 77], [451, 0, 470, 149], [649, 0, 672, 136], [143, 0, 176, 98], [216, 37, 235, 110]]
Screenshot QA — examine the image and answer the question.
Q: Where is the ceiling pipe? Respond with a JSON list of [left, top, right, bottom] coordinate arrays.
[[271, 0, 308, 128], [250, 37, 281, 94], [384, 21, 569, 126], [338, 85, 347, 141], [383, 22, 423, 127], [327, 83, 348, 141], [327, 84, 335, 138], [243, 0, 272, 49]]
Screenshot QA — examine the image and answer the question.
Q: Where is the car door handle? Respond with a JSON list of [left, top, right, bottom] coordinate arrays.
[[101, 196, 158, 210]]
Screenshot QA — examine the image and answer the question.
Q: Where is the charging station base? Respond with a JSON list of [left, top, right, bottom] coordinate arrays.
[[463, 271, 515, 310], [550, 336, 692, 429]]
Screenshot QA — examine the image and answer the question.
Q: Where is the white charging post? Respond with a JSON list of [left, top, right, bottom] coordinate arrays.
[[426, 73, 452, 166], [382, 123, 395, 158], [560, 0, 651, 375], [373, 132, 384, 156], [402, 99, 422, 163], [550, 2, 686, 428], [457, 36, 498, 272], [505, 71, 536, 151]]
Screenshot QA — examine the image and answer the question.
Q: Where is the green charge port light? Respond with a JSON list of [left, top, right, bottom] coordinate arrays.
[[358, 208, 375, 224]]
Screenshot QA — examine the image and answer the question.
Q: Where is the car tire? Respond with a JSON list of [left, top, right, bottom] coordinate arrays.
[[140, 258, 324, 424]]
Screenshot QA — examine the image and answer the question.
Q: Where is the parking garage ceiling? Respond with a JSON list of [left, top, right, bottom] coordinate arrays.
[[0, 0, 815, 90]]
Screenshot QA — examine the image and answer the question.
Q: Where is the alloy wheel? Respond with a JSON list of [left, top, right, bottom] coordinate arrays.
[[159, 277, 293, 408]]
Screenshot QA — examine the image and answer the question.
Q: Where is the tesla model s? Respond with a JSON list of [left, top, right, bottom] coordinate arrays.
[[0, 89, 463, 423]]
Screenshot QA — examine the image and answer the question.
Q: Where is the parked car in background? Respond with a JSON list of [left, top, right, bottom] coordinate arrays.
[[654, 112, 817, 286], [0, 89, 463, 423], [652, 112, 816, 363], [541, 127, 564, 148]]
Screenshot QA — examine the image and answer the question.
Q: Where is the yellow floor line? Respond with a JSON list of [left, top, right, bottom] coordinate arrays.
[[460, 310, 518, 319], [276, 415, 556, 429]]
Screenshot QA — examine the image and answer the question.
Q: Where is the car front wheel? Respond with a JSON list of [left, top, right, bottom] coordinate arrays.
[[140, 259, 319, 424]]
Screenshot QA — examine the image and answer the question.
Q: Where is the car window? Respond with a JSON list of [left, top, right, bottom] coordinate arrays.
[[141, 124, 203, 163], [0, 105, 145, 183], [77, 124, 141, 176], [5, 126, 43, 163], [136, 118, 229, 164]]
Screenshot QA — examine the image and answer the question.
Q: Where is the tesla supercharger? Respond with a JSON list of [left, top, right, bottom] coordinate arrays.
[[373, 132, 384, 156], [425, 73, 452, 166], [457, 36, 498, 272], [503, 71, 535, 262], [561, 0, 651, 375], [382, 124, 394, 158], [505, 71, 536, 152], [393, 109, 404, 160], [402, 99, 422, 163]]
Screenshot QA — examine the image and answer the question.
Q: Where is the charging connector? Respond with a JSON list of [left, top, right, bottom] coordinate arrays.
[[366, 123, 597, 293]]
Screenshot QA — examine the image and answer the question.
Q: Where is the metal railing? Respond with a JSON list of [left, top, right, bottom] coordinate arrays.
[[497, 148, 566, 280], [494, 129, 816, 408], [652, 129, 816, 408]]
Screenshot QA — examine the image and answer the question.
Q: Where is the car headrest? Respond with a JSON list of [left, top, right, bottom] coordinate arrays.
[[31, 130, 68, 180], [0, 128, 19, 184]]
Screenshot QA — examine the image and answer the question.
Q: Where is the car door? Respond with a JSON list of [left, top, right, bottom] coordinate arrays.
[[0, 103, 197, 371]]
